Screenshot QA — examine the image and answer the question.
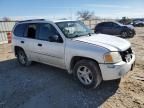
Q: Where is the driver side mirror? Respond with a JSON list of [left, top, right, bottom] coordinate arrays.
[[49, 35, 63, 43]]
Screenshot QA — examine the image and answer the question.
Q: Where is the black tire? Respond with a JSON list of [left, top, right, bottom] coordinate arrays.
[[130, 33, 135, 38], [141, 24, 144, 27], [73, 60, 102, 89], [17, 49, 31, 66], [121, 31, 128, 38]]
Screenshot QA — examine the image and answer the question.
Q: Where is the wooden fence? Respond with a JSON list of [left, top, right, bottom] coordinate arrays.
[[0, 21, 16, 44]]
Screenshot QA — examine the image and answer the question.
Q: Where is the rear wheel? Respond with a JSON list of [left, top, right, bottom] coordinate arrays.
[[17, 49, 31, 66], [73, 60, 102, 88]]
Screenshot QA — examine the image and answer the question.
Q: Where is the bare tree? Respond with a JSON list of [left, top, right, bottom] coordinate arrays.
[[77, 10, 94, 20], [119, 17, 132, 25]]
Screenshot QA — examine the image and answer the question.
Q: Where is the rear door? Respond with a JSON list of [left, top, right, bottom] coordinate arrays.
[[95, 23, 104, 33], [24, 23, 40, 61], [13, 23, 30, 56]]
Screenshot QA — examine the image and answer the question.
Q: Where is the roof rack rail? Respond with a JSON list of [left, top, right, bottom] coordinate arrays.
[[18, 19, 45, 23]]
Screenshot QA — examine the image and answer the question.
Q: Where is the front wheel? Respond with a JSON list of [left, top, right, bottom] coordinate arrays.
[[130, 33, 135, 38], [73, 60, 102, 89], [121, 31, 128, 38], [139, 23, 144, 27]]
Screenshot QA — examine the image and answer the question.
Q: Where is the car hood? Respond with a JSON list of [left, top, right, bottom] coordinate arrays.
[[73, 34, 131, 51], [125, 25, 134, 29]]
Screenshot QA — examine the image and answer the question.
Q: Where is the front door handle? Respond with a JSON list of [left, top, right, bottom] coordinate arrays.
[[38, 43, 42, 47], [21, 41, 24, 43]]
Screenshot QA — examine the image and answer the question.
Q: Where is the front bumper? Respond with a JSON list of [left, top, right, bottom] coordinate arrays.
[[99, 54, 135, 80]]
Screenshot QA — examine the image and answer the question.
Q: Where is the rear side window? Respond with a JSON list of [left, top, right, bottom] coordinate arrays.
[[14, 24, 27, 37], [98, 23, 104, 27], [104, 22, 113, 27], [26, 24, 37, 39], [96, 23, 105, 28]]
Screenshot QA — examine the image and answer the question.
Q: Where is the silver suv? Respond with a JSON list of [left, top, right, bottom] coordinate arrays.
[[12, 19, 135, 88]]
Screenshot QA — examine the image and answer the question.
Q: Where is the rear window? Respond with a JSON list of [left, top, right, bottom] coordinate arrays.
[[97, 23, 106, 27], [14, 24, 27, 37]]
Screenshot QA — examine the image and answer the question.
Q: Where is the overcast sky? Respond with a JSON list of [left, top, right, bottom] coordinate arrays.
[[0, 0, 144, 19]]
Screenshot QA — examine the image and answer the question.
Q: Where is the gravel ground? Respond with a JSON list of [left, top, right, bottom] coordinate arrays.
[[102, 27, 144, 108], [0, 27, 144, 108]]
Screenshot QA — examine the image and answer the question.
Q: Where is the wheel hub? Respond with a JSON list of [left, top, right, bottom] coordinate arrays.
[[77, 66, 93, 85], [19, 52, 26, 64]]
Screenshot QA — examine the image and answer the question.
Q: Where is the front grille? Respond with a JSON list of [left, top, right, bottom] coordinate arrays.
[[119, 48, 133, 62]]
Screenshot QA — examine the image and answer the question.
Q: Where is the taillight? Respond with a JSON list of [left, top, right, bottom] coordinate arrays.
[[7, 32, 12, 43]]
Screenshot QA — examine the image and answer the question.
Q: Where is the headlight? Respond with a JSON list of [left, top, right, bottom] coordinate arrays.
[[104, 52, 122, 63]]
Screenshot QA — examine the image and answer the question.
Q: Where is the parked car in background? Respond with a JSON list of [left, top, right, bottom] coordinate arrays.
[[94, 22, 135, 38], [12, 19, 135, 88], [132, 19, 144, 27]]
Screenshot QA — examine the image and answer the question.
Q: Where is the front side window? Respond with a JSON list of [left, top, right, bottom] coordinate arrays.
[[38, 23, 60, 41], [112, 23, 121, 28], [56, 21, 93, 38]]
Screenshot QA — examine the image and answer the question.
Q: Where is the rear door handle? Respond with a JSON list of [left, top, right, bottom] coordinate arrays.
[[21, 41, 24, 43], [38, 43, 42, 47]]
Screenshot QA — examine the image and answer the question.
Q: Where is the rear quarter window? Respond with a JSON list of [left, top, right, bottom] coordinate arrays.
[[14, 24, 27, 37], [97, 23, 105, 28], [104, 22, 113, 27]]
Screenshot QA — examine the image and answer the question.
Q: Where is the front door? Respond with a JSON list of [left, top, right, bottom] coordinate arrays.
[[111, 23, 121, 35], [35, 23, 65, 69]]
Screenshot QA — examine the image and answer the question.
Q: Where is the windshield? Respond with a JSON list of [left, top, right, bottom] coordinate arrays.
[[115, 22, 124, 26], [56, 21, 94, 38]]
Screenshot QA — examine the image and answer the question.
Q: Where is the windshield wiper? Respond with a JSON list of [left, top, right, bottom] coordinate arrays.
[[69, 32, 94, 38], [68, 35, 80, 38], [74, 33, 91, 38]]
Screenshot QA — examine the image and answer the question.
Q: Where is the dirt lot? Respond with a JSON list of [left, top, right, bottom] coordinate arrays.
[[102, 28, 144, 108], [0, 28, 144, 108]]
